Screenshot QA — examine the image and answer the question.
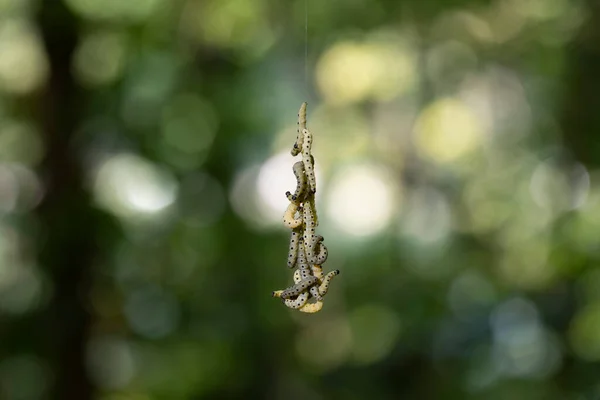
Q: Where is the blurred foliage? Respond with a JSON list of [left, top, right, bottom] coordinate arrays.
[[1, 0, 600, 399]]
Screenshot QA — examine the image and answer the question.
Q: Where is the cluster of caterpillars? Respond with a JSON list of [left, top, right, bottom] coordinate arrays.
[[272, 102, 340, 313]]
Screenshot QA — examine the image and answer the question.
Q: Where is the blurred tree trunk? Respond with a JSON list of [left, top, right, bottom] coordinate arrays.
[[559, 1, 600, 167], [36, 1, 94, 399]]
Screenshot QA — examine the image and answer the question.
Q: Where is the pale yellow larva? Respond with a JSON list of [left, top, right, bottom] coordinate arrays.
[[291, 102, 307, 156], [301, 128, 316, 193], [298, 300, 323, 313], [283, 202, 303, 229], [311, 264, 324, 281], [286, 161, 308, 203], [318, 270, 340, 297]]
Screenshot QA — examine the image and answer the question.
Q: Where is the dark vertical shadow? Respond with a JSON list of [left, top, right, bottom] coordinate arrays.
[[559, 1, 600, 168], [35, 1, 95, 399]]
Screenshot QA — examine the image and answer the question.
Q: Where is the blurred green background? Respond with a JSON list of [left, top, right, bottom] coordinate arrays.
[[1, 0, 600, 399]]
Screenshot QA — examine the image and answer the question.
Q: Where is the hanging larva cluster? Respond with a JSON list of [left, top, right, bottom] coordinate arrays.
[[272, 102, 340, 313]]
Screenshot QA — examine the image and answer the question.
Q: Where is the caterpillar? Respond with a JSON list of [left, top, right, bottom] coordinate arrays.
[[302, 198, 318, 259], [285, 161, 307, 203], [310, 285, 322, 301], [284, 292, 310, 309], [302, 128, 316, 193], [318, 270, 340, 297], [298, 300, 323, 313], [287, 228, 302, 269], [307, 235, 328, 265], [291, 102, 307, 156], [272, 268, 302, 298], [307, 191, 318, 226], [278, 275, 319, 299], [297, 238, 311, 280], [283, 202, 303, 229]]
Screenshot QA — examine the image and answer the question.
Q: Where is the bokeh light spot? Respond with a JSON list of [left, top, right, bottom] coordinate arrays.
[[0, 19, 48, 94], [326, 163, 398, 237], [73, 30, 128, 87], [414, 98, 483, 163], [93, 153, 177, 219]]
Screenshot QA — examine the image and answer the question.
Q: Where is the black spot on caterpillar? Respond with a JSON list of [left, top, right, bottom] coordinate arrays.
[[279, 275, 319, 299], [307, 235, 328, 265], [287, 228, 302, 269], [286, 161, 307, 204], [283, 202, 303, 229], [292, 102, 307, 156], [318, 270, 340, 297], [301, 128, 316, 193]]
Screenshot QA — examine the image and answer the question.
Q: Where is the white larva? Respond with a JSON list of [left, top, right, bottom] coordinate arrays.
[[318, 270, 340, 297], [307, 191, 318, 226], [284, 292, 309, 309], [283, 202, 303, 229], [279, 275, 319, 299], [310, 286, 322, 301], [301, 128, 316, 193], [291, 102, 307, 156], [286, 161, 307, 203], [271, 268, 304, 298], [307, 235, 328, 265], [302, 198, 318, 259], [297, 238, 311, 280], [287, 228, 302, 269]]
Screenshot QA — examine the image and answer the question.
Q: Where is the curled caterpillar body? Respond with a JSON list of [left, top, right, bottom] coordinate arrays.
[[292, 102, 307, 156], [307, 235, 328, 265], [283, 202, 303, 229], [284, 292, 309, 309], [279, 275, 319, 299], [319, 270, 340, 297], [286, 161, 307, 203], [301, 128, 316, 193], [287, 228, 302, 269], [298, 300, 323, 313]]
